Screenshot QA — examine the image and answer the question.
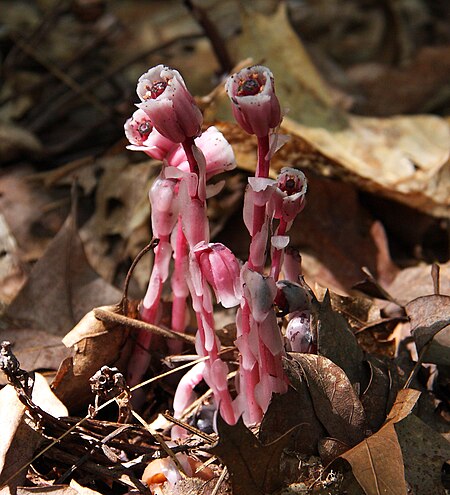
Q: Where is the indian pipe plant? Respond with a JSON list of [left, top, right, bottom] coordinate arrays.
[[124, 64, 310, 432]]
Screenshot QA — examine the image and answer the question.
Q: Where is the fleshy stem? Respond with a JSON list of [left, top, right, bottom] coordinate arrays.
[[179, 137, 235, 424], [248, 135, 271, 272], [270, 218, 288, 281], [169, 219, 189, 354], [128, 233, 171, 387]]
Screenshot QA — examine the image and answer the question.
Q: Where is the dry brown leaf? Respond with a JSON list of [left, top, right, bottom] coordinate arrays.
[[0, 373, 68, 494], [387, 262, 450, 306], [285, 354, 367, 447], [337, 389, 421, 495], [51, 305, 131, 412], [211, 415, 297, 495], [80, 157, 154, 288], [0, 329, 70, 386], [7, 211, 122, 335], [260, 386, 326, 456], [312, 291, 365, 386], [283, 115, 450, 217], [395, 414, 450, 495], [406, 294, 450, 365]]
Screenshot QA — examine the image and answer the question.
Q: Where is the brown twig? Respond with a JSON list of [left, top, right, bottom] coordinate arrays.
[[93, 307, 196, 345]]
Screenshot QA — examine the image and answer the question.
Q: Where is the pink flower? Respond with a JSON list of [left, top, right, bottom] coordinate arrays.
[[286, 310, 314, 353], [225, 65, 281, 137], [271, 167, 307, 224], [137, 65, 203, 143], [125, 109, 178, 160], [167, 126, 236, 179], [193, 241, 241, 308]]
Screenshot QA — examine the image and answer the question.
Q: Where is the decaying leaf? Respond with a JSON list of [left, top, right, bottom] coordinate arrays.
[[0, 123, 42, 164], [337, 389, 421, 495], [284, 354, 367, 447], [0, 373, 68, 494], [311, 291, 364, 386], [406, 294, 450, 365], [211, 416, 297, 495], [260, 387, 326, 456], [395, 414, 450, 495], [51, 305, 131, 412], [0, 329, 71, 386], [7, 211, 122, 335]]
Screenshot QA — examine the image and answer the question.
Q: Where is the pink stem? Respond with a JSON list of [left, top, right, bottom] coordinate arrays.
[[178, 136, 235, 424], [169, 221, 188, 354], [248, 135, 270, 272], [128, 234, 170, 386], [270, 218, 288, 281]]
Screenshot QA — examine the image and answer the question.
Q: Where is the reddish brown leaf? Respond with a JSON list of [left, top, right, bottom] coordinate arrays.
[[211, 415, 297, 495], [284, 353, 367, 447]]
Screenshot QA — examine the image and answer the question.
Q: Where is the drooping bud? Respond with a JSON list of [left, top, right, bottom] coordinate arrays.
[[193, 241, 241, 308], [137, 65, 203, 143], [225, 65, 281, 137]]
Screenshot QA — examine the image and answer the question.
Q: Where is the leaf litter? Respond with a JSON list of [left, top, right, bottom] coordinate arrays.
[[0, 1, 450, 495]]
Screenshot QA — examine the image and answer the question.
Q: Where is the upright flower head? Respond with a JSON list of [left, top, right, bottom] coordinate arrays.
[[225, 65, 281, 137], [137, 65, 203, 143], [271, 167, 307, 223]]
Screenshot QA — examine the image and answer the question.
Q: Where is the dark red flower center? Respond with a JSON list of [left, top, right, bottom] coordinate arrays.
[[138, 121, 152, 137], [145, 81, 167, 99], [237, 76, 262, 96]]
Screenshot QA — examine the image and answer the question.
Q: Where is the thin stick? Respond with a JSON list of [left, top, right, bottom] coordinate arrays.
[[93, 308, 196, 345], [132, 410, 188, 476], [211, 466, 228, 495]]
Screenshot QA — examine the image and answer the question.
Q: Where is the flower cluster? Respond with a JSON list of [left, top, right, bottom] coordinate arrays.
[[124, 64, 310, 429]]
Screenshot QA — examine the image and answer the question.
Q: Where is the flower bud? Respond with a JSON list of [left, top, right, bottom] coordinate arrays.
[[271, 167, 307, 223], [193, 241, 241, 308], [225, 65, 281, 137], [137, 65, 203, 143], [286, 310, 314, 353]]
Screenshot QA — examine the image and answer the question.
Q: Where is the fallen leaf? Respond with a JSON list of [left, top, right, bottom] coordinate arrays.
[[211, 415, 297, 495], [79, 157, 154, 287], [51, 305, 131, 412], [284, 354, 367, 447], [0, 373, 68, 494], [0, 329, 71, 386], [337, 388, 421, 495], [311, 291, 365, 386], [360, 356, 396, 432], [395, 413, 450, 495], [260, 387, 326, 455], [387, 262, 450, 306], [7, 211, 122, 335], [406, 295, 450, 365]]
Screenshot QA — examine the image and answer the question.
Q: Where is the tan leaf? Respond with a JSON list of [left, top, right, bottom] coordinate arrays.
[[0, 374, 68, 493]]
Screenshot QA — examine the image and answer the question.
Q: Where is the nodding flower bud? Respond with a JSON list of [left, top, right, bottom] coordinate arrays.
[[225, 65, 281, 137], [137, 65, 203, 143], [193, 241, 241, 308], [271, 168, 307, 223], [125, 109, 178, 160], [124, 109, 153, 146]]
